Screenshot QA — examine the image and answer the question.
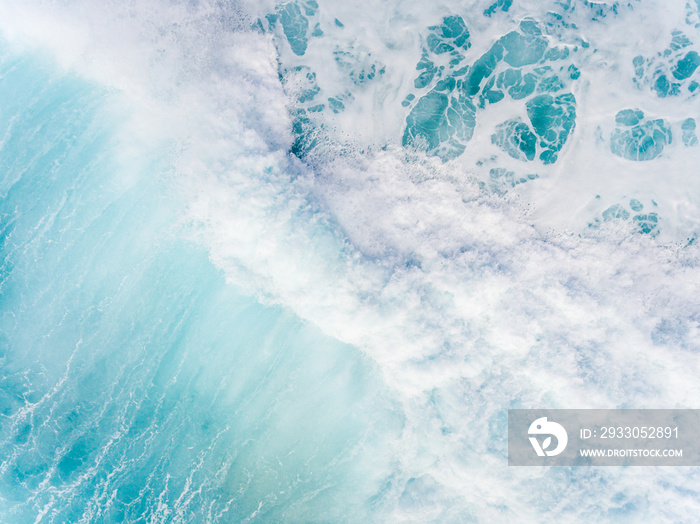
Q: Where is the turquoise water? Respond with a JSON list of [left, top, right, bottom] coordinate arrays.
[[0, 46, 398, 522], [2, 0, 700, 522]]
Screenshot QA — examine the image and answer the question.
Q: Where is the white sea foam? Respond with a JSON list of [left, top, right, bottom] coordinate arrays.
[[2, 0, 700, 520]]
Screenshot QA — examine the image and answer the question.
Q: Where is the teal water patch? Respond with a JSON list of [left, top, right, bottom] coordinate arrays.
[[615, 108, 644, 127], [412, 15, 471, 90], [402, 77, 477, 161], [328, 95, 346, 112], [281, 65, 326, 157], [483, 168, 538, 195], [633, 212, 659, 234], [496, 68, 537, 99], [333, 48, 386, 86], [653, 74, 680, 98], [682, 117, 698, 146], [0, 45, 398, 522], [285, 65, 320, 103], [534, 67, 566, 93], [280, 2, 311, 55], [404, 17, 579, 163], [602, 204, 631, 221], [262, 0, 319, 56], [491, 119, 537, 161], [633, 31, 699, 98], [290, 107, 321, 158], [401, 93, 416, 107], [629, 198, 644, 212], [259, 2, 388, 160], [526, 93, 577, 164], [484, 0, 513, 17], [672, 50, 700, 80], [545, 0, 629, 27], [500, 27, 548, 68], [427, 15, 471, 55], [589, 199, 660, 235], [610, 109, 672, 161], [567, 64, 580, 79]]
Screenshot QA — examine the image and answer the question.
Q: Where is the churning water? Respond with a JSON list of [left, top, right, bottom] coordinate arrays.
[[1, 0, 700, 522]]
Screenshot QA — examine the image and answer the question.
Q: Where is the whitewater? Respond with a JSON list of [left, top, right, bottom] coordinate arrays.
[[0, 0, 699, 522]]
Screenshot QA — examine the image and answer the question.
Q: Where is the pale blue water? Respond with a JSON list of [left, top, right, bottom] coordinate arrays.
[[0, 46, 398, 522]]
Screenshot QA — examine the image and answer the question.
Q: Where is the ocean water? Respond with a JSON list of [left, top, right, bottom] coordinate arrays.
[[1, 0, 700, 522]]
